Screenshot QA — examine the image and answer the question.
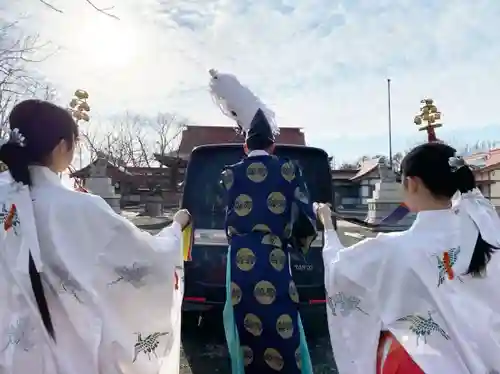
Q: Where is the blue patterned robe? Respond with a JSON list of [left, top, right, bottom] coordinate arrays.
[[221, 154, 317, 374]]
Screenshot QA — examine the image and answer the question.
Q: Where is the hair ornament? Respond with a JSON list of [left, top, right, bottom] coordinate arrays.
[[448, 156, 466, 172], [0, 128, 26, 149]]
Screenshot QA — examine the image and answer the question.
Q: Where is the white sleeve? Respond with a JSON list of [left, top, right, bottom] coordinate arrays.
[[322, 229, 344, 264], [47, 193, 183, 370], [323, 230, 392, 374]]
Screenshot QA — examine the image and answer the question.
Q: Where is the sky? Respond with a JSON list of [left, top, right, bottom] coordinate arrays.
[[2, 0, 500, 162]]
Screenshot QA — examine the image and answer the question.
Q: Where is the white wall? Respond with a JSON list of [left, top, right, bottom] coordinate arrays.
[[359, 176, 379, 204], [474, 168, 500, 207], [489, 169, 500, 207]]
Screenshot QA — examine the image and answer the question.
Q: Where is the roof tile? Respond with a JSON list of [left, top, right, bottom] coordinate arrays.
[[465, 148, 500, 170], [176, 125, 305, 157]]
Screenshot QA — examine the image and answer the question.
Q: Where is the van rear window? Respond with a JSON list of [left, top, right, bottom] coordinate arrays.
[[182, 145, 333, 229]]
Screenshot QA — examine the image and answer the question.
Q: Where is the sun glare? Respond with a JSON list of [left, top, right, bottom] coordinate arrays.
[[73, 16, 139, 70]]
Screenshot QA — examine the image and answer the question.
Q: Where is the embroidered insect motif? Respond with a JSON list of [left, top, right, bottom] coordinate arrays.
[[327, 292, 368, 317], [109, 262, 150, 288], [1, 203, 20, 234], [397, 311, 450, 345], [50, 264, 83, 303], [132, 332, 168, 362], [436, 247, 463, 287], [1, 316, 35, 353]]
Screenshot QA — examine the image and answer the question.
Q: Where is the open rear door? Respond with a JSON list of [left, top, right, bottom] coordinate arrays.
[[181, 144, 334, 306]]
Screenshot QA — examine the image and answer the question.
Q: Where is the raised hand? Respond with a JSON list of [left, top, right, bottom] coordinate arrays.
[[314, 203, 334, 230], [173, 209, 191, 230]]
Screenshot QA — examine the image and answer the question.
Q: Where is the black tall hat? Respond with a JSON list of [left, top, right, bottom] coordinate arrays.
[[245, 108, 275, 145]]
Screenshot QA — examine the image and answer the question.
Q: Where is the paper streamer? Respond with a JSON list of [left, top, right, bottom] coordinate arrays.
[[182, 223, 193, 262]]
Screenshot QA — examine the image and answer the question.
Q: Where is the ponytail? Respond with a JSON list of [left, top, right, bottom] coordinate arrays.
[[466, 234, 496, 277], [0, 100, 81, 343], [0, 142, 32, 186], [0, 129, 54, 340], [449, 156, 498, 277], [452, 159, 476, 193]]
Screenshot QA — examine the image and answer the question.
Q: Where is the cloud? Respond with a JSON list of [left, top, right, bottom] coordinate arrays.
[[4, 0, 500, 159]]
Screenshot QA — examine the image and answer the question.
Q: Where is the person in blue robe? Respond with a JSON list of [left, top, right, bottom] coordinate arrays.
[[220, 108, 318, 374]]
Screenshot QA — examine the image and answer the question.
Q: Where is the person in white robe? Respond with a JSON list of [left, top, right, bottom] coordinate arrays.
[[317, 142, 500, 374], [0, 99, 189, 374]]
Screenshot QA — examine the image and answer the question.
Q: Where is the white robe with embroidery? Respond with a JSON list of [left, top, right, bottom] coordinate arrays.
[[324, 193, 500, 374], [0, 166, 184, 374]]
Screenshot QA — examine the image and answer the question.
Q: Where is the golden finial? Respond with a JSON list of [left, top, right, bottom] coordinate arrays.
[[413, 98, 442, 142], [69, 90, 91, 123]]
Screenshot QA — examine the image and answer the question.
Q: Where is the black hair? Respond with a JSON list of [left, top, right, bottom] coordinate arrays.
[[401, 142, 497, 277], [0, 99, 79, 186], [0, 100, 78, 341]]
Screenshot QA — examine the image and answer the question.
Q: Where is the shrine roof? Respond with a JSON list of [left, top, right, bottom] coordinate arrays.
[[70, 159, 132, 178], [350, 159, 380, 181], [464, 148, 500, 171], [173, 125, 306, 159], [331, 169, 358, 180]]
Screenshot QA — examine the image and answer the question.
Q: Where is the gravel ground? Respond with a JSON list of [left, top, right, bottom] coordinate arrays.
[[179, 309, 337, 374], [175, 223, 374, 374]]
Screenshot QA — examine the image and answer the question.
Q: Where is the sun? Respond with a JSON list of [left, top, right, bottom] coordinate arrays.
[[72, 16, 139, 70]]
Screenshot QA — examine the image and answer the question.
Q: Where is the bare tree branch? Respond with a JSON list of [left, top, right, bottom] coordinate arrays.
[[0, 21, 59, 173], [0, 22, 59, 136], [79, 127, 101, 160], [38, 0, 63, 13], [136, 136, 152, 168], [79, 113, 148, 167], [84, 0, 119, 19], [78, 112, 186, 169], [38, 0, 120, 20], [150, 113, 185, 160]]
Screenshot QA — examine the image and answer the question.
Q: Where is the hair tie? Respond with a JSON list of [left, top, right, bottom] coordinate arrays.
[[448, 156, 466, 172], [0, 128, 26, 149]]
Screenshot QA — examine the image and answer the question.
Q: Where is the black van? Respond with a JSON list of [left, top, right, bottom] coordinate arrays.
[[181, 144, 335, 313]]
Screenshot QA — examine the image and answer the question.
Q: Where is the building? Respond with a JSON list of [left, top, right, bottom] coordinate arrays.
[[349, 159, 383, 205], [70, 160, 180, 206], [331, 149, 500, 214], [465, 148, 500, 207], [331, 169, 359, 209], [153, 124, 305, 192], [330, 159, 383, 213], [154, 125, 306, 164], [72, 125, 306, 206], [331, 158, 405, 213]]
